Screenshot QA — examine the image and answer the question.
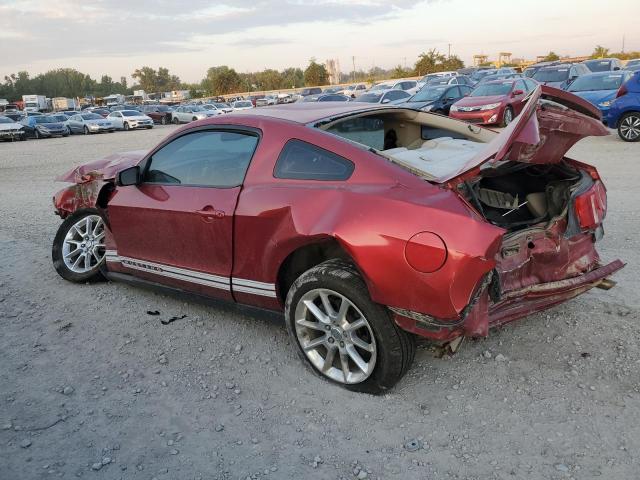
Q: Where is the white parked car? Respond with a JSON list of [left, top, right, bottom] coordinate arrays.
[[66, 113, 115, 134], [418, 71, 459, 87], [203, 103, 233, 114], [353, 89, 412, 104], [231, 100, 254, 111], [171, 105, 220, 124], [256, 95, 278, 107], [340, 83, 368, 98], [106, 110, 153, 131]]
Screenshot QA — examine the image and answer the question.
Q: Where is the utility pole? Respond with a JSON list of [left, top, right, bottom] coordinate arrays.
[[352, 56, 356, 82], [622, 34, 625, 53], [448, 43, 451, 59]]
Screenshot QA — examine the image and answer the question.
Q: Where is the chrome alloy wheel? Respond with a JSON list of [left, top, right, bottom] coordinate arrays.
[[294, 288, 377, 384], [620, 114, 640, 141], [62, 215, 106, 273]]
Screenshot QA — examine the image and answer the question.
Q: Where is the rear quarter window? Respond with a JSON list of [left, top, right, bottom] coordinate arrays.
[[274, 139, 354, 181]]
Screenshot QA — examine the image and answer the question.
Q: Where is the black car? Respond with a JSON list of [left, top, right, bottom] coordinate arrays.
[[583, 58, 623, 72], [398, 84, 472, 115], [299, 87, 322, 97], [302, 93, 350, 102]]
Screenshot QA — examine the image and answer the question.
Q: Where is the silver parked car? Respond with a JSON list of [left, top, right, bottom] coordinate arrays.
[[171, 105, 220, 124], [66, 113, 115, 134]]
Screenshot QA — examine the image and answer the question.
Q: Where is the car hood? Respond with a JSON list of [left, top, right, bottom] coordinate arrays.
[[57, 150, 147, 183], [435, 86, 609, 183], [86, 119, 111, 125], [569, 90, 616, 106], [402, 100, 435, 109], [124, 115, 149, 120], [40, 122, 65, 129], [454, 95, 505, 107], [0, 123, 22, 131]]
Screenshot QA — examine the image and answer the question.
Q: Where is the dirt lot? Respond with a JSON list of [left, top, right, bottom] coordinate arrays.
[[0, 126, 638, 480]]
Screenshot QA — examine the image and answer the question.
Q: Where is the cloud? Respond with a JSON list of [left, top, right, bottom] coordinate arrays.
[[0, 0, 430, 66]]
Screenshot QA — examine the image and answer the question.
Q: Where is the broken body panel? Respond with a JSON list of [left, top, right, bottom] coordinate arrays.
[[53, 90, 623, 343]]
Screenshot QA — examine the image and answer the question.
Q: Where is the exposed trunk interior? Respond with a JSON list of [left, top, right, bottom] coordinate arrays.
[[460, 161, 587, 233]]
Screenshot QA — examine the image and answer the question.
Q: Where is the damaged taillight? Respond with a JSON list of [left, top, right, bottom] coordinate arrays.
[[574, 181, 607, 231]]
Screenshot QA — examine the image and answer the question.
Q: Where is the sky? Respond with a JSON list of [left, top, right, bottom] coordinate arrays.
[[1, 0, 639, 84]]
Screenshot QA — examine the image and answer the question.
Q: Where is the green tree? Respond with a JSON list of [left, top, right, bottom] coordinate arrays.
[[132, 66, 158, 92], [591, 45, 610, 59], [391, 65, 411, 79], [202, 66, 242, 95], [442, 55, 464, 71], [543, 51, 560, 61], [304, 59, 328, 86], [414, 49, 446, 76], [281, 67, 304, 88], [255, 69, 283, 91]]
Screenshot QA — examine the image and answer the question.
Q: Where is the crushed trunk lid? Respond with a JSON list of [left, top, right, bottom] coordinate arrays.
[[438, 86, 610, 184]]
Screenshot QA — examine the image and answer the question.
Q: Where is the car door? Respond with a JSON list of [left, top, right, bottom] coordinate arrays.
[[106, 128, 260, 301], [440, 86, 461, 114], [511, 80, 528, 114], [108, 112, 123, 129]]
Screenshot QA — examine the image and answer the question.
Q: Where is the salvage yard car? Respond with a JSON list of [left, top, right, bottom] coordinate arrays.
[[50, 86, 623, 393], [449, 78, 537, 126], [66, 113, 116, 134], [21, 114, 69, 138], [107, 110, 154, 131], [0, 116, 27, 141]]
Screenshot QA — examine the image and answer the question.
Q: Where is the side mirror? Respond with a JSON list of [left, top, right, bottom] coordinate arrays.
[[512, 89, 524, 96], [613, 66, 620, 71], [381, 98, 391, 104], [445, 97, 455, 102], [117, 166, 141, 186]]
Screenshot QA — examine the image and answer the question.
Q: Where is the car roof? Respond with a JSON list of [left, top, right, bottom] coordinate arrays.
[[227, 102, 388, 124]]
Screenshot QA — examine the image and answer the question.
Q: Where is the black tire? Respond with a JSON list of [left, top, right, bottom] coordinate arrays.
[[285, 259, 415, 394], [161, 116, 168, 125], [147, 125, 153, 129], [172, 116, 180, 125], [83, 126, 90, 135], [501, 106, 514, 127], [617, 112, 640, 142], [52, 208, 106, 283], [123, 122, 130, 131], [192, 116, 197, 122]]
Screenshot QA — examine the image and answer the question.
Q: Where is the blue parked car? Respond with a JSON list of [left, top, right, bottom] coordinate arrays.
[[566, 71, 633, 119], [606, 70, 640, 142], [20, 114, 69, 139]]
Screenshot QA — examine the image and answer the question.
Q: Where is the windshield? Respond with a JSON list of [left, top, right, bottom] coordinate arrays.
[[585, 60, 612, 72], [122, 110, 141, 117], [51, 115, 67, 122], [0, 117, 14, 124], [410, 86, 446, 102], [355, 93, 383, 103], [369, 83, 391, 92], [568, 74, 626, 92], [34, 116, 57, 124], [157, 105, 172, 112], [471, 83, 513, 96], [523, 68, 536, 78], [214, 103, 229, 108], [82, 113, 102, 120], [534, 68, 569, 82], [190, 106, 204, 112], [470, 70, 496, 81], [26, 102, 38, 107], [234, 102, 252, 107]]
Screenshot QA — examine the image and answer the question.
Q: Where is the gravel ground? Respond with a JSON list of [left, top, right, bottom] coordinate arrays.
[[0, 126, 638, 480]]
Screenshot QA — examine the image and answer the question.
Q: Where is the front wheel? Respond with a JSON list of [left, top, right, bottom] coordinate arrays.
[[285, 259, 415, 393], [172, 116, 179, 124], [84, 126, 90, 135], [161, 116, 168, 125], [52, 209, 106, 283], [501, 106, 513, 127], [618, 112, 640, 142], [34, 130, 41, 139], [123, 122, 130, 131]]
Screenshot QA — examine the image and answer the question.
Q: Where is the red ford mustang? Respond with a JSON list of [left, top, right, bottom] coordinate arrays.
[[51, 86, 623, 393]]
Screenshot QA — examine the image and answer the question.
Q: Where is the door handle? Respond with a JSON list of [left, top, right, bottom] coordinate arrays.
[[195, 206, 225, 222]]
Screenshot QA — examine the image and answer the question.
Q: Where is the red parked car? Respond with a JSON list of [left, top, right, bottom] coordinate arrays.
[[51, 87, 623, 393], [141, 105, 174, 125], [450, 78, 538, 126]]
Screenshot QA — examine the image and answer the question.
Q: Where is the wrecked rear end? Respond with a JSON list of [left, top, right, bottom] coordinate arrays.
[[449, 86, 624, 336]]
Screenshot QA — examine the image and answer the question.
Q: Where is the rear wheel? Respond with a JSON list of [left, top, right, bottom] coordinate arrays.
[[161, 116, 168, 125], [285, 259, 415, 393], [52, 209, 106, 282], [618, 112, 640, 142]]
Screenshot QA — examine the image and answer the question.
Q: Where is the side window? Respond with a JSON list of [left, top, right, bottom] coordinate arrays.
[[515, 80, 526, 92], [274, 139, 354, 181], [460, 85, 472, 96], [447, 86, 461, 98], [144, 130, 259, 187], [384, 90, 407, 101]]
